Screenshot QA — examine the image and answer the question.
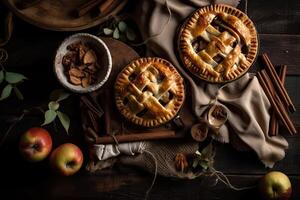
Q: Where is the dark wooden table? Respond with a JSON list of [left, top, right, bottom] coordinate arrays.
[[0, 0, 299, 199]]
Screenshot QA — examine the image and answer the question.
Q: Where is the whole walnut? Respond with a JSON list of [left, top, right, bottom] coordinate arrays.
[[174, 153, 189, 173]]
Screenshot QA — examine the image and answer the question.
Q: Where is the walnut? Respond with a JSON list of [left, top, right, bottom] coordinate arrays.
[[67, 42, 81, 51], [82, 75, 91, 88], [69, 76, 81, 85], [83, 49, 97, 64], [62, 41, 100, 88], [69, 68, 84, 78], [62, 52, 77, 67], [174, 153, 189, 173], [78, 43, 89, 61]]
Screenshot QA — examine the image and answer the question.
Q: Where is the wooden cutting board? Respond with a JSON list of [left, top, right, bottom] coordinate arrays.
[[4, 0, 127, 31]]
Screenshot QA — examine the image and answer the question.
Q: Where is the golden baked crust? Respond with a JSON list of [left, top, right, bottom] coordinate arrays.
[[178, 4, 258, 83], [115, 57, 185, 127]]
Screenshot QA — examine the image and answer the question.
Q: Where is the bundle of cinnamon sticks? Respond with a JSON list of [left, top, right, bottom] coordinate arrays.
[[257, 53, 297, 136]]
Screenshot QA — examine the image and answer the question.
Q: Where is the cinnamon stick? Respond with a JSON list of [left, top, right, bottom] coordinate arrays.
[[103, 90, 111, 134], [76, 0, 104, 17], [258, 71, 297, 135], [262, 53, 296, 112], [99, 0, 115, 13], [262, 70, 296, 134], [87, 110, 99, 133], [269, 65, 287, 136], [95, 130, 178, 144], [279, 65, 287, 84]]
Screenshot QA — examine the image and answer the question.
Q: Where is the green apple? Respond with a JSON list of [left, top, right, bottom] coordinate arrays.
[[259, 171, 292, 200], [19, 127, 52, 162], [50, 143, 83, 176]]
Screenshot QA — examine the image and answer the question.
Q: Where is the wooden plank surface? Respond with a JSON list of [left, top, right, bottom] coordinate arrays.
[[247, 0, 300, 34], [1, 171, 300, 199], [0, 0, 300, 199]]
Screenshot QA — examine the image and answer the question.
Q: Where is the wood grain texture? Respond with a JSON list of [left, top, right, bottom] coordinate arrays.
[[4, 0, 128, 31], [248, 0, 300, 34], [0, 0, 300, 199], [256, 34, 300, 75], [1, 171, 300, 199]]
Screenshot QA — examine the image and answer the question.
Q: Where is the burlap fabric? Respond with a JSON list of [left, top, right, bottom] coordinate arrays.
[[86, 140, 199, 178]]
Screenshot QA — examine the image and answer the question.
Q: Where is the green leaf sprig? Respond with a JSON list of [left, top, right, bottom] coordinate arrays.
[[0, 49, 27, 101], [101, 20, 136, 42], [192, 142, 215, 171], [42, 89, 71, 134]]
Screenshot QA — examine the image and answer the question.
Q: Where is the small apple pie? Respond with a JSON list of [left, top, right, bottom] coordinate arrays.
[[115, 57, 185, 127], [178, 4, 258, 83]]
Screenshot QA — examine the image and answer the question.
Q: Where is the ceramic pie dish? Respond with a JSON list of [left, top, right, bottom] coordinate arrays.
[[178, 4, 258, 83], [115, 57, 185, 127]]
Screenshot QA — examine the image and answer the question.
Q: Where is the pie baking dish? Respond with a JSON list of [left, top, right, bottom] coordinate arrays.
[[178, 4, 258, 83], [115, 57, 185, 127]]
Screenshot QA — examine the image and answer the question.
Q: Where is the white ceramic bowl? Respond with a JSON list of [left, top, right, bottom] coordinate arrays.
[[54, 33, 112, 93]]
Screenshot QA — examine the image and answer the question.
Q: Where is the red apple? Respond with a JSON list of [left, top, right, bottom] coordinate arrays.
[[50, 143, 83, 176], [19, 127, 52, 162], [259, 171, 292, 200]]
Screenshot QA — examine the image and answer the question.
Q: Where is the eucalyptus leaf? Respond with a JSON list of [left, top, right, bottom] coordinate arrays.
[[119, 34, 127, 42], [113, 28, 120, 39], [201, 142, 213, 158], [199, 161, 209, 170], [126, 28, 136, 41], [50, 89, 70, 102], [42, 110, 57, 126], [13, 87, 24, 100], [0, 84, 12, 100], [192, 159, 199, 168], [57, 93, 70, 102], [103, 28, 113, 35], [48, 101, 60, 111], [0, 70, 4, 84], [57, 111, 70, 134], [5, 72, 27, 84], [118, 21, 127, 32]]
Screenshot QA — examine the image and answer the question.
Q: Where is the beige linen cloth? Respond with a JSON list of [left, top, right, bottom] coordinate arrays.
[[89, 0, 288, 172], [134, 0, 288, 168]]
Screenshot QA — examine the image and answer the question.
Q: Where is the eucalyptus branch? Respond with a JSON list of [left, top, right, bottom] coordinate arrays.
[[41, 89, 71, 134], [0, 89, 72, 147], [97, 18, 137, 42]]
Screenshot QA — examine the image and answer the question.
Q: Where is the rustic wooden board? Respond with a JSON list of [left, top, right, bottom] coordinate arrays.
[[4, 0, 128, 31]]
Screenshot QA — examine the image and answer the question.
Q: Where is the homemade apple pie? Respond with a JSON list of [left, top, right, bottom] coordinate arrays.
[[115, 57, 185, 127], [178, 4, 258, 83]]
